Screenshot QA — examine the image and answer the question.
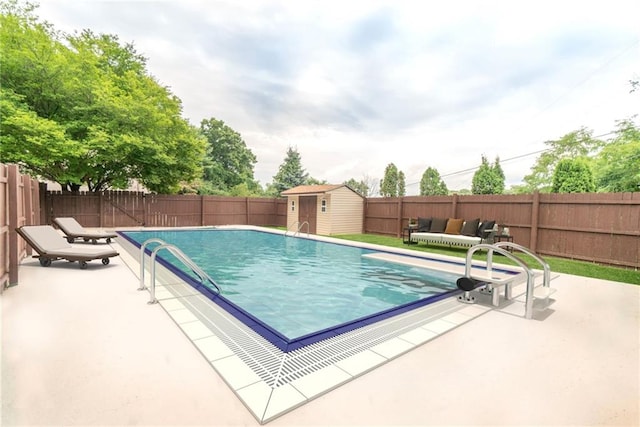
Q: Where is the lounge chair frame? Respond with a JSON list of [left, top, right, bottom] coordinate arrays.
[[16, 225, 119, 269], [53, 217, 117, 244]]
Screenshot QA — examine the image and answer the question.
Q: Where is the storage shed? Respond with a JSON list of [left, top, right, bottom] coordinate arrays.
[[281, 184, 364, 235]]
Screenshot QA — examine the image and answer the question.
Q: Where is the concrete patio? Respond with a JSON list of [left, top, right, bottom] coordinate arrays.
[[2, 238, 639, 426]]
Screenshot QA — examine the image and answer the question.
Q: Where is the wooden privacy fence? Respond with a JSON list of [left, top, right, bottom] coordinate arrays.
[[1, 164, 41, 290], [365, 192, 640, 268], [44, 191, 288, 229]]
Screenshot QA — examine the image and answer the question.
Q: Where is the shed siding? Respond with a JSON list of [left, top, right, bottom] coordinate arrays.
[[286, 195, 299, 229], [327, 187, 363, 234], [316, 194, 332, 235]]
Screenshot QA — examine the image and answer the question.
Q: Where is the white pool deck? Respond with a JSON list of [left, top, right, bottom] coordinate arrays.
[[2, 230, 639, 426]]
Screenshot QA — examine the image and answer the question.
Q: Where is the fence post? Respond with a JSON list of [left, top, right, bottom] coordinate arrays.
[[530, 191, 540, 253], [451, 194, 458, 217], [99, 192, 104, 227], [246, 197, 250, 225], [201, 195, 205, 226], [397, 198, 403, 237], [8, 165, 19, 286]]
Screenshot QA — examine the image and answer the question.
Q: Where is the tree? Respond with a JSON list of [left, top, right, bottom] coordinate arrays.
[[522, 128, 604, 193], [419, 167, 448, 195], [492, 156, 506, 194], [0, 2, 204, 192], [397, 171, 406, 196], [199, 118, 258, 194], [471, 155, 505, 194], [271, 146, 309, 195], [343, 178, 368, 196], [551, 158, 595, 193], [380, 163, 402, 197], [594, 118, 640, 192]]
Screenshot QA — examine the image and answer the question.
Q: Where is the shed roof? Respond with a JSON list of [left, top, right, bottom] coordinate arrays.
[[281, 184, 352, 196]]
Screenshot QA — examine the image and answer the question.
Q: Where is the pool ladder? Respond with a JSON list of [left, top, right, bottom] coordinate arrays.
[[285, 220, 309, 237], [460, 241, 552, 319], [138, 238, 221, 304]]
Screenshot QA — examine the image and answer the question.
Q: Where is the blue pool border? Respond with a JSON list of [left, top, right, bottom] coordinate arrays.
[[118, 228, 505, 352]]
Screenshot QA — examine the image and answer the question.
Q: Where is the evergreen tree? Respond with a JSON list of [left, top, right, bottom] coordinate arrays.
[[551, 158, 596, 193], [397, 171, 406, 196], [472, 155, 505, 194], [492, 156, 506, 194], [271, 146, 309, 195], [380, 163, 399, 197], [420, 167, 448, 195]]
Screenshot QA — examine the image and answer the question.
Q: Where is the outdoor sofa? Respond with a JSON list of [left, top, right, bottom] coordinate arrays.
[[409, 217, 496, 248], [16, 225, 119, 269]]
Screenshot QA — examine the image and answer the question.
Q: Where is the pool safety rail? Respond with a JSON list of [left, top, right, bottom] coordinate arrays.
[[459, 241, 552, 319], [138, 238, 221, 304], [285, 220, 309, 237]]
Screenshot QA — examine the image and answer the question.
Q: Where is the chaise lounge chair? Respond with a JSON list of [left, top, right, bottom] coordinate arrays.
[[53, 217, 117, 244], [16, 225, 119, 269]]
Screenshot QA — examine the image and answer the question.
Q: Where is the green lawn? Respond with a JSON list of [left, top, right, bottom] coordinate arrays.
[[333, 233, 640, 285]]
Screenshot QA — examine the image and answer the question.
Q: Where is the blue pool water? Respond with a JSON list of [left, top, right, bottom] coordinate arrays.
[[120, 229, 461, 351]]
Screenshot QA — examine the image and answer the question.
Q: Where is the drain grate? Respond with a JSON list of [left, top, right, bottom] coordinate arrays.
[[171, 283, 459, 387]]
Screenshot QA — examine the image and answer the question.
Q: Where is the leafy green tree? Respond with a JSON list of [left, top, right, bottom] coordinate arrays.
[[419, 167, 448, 195], [305, 176, 328, 185], [271, 146, 309, 195], [492, 156, 506, 194], [472, 155, 505, 194], [397, 171, 406, 196], [344, 178, 368, 197], [594, 118, 640, 192], [380, 163, 401, 197], [0, 2, 204, 193], [551, 158, 595, 193], [199, 118, 258, 194], [523, 128, 604, 193]]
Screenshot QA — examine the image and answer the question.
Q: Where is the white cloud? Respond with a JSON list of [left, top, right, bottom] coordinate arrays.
[[35, 0, 640, 193]]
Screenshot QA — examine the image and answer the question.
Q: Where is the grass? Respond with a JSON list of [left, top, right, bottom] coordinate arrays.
[[333, 233, 640, 285]]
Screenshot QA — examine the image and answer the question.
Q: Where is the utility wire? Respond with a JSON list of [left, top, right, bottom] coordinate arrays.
[[406, 130, 617, 186]]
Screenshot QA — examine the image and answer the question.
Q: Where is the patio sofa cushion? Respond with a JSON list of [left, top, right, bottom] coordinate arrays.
[[416, 217, 432, 231], [429, 218, 448, 233], [444, 218, 464, 234], [460, 218, 480, 236], [477, 220, 496, 238]]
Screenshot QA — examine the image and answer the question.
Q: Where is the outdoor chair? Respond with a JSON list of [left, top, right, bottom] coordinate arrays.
[[53, 217, 117, 244], [16, 225, 119, 269]]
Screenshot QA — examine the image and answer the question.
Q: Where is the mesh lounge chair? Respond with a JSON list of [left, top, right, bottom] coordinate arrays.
[[53, 217, 117, 244], [16, 225, 119, 269]]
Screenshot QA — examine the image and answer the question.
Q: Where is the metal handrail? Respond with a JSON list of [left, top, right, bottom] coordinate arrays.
[[139, 238, 221, 304], [296, 221, 309, 236], [465, 244, 537, 319], [492, 241, 551, 289], [138, 238, 166, 290], [285, 220, 310, 237]]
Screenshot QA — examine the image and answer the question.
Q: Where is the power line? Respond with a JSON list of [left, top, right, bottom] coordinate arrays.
[[406, 130, 618, 186]]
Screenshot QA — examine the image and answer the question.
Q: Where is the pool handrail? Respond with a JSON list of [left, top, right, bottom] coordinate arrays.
[[285, 220, 309, 237], [464, 243, 537, 319], [492, 241, 551, 290], [138, 238, 221, 304]]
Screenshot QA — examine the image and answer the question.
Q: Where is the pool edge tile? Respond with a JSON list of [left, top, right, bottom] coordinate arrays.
[[290, 364, 352, 400]]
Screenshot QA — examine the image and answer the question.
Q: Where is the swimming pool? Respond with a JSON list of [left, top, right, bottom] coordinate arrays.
[[120, 228, 462, 351]]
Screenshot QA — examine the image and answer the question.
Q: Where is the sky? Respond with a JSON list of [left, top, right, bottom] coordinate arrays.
[[35, 0, 639, 194]]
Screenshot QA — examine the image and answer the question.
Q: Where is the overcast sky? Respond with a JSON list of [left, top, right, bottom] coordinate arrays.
[[36, 0, 639, 193]]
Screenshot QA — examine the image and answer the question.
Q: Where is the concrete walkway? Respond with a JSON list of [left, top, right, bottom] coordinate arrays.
[[2, 241, 639, 426]]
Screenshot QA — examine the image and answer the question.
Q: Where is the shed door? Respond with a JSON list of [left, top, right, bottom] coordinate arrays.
[[298, 196, 317, 234]]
